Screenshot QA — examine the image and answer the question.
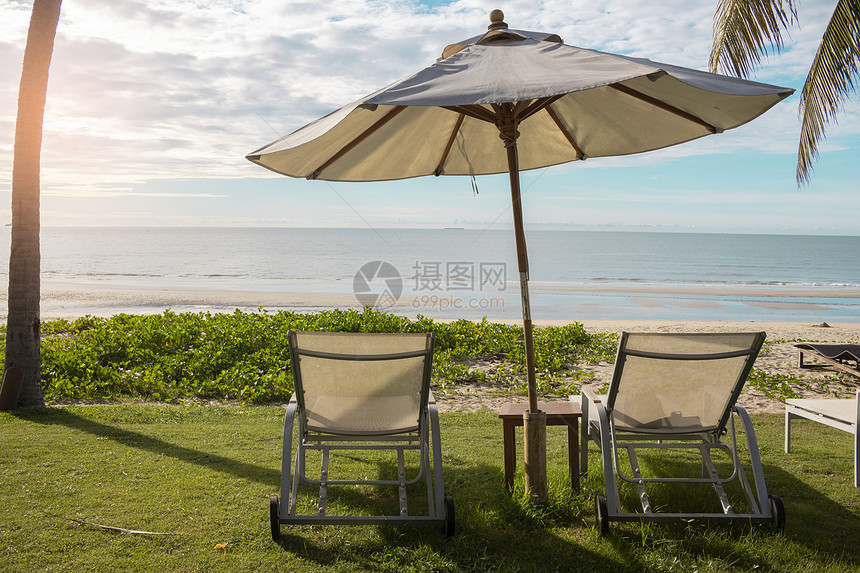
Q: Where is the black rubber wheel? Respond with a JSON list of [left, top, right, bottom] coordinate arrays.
[[768, 494, 785, 533], [444, 496, 455, 537], [269, 495, 281, 542], [595, 494, 609, 536]]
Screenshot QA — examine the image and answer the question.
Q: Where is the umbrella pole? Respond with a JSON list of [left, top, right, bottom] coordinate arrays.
[[504, 138, 548, 504], [505, 144, 538, 412]]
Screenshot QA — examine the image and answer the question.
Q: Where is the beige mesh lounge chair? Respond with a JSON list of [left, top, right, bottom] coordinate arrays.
[[785, 389, 859, 487], [577, 332, 784, 534], [269, 331, 454, 541]]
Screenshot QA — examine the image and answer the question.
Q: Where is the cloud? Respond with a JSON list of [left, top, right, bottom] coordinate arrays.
[[42, 186, 227, 198], [4, 1, 811, 186], [1, 0, 857, 232]]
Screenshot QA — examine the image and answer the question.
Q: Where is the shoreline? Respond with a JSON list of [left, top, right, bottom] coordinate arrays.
[[6, 278, 860, 322], [531, 283, 860, 299]]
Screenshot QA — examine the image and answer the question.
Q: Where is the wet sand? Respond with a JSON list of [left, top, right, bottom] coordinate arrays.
[[531, 283, 860, 300], [14, 278, 860, 322]]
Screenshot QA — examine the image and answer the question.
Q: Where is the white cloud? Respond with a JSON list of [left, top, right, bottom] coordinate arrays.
[[42, 186, 227, 198], [1, 0, 857, 232]]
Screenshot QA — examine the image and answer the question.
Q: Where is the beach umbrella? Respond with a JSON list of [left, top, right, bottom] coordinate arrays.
[[247, 10, 794, 501]]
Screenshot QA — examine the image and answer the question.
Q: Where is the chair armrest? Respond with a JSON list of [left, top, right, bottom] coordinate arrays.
[[581, 386, 603, 404], [428, 390, 436, 405], [577, 385, 607, 478]]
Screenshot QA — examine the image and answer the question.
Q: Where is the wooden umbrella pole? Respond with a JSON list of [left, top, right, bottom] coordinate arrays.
[[505, 143, 538, 413], [499, 104, 547, 503], [497, 104, 538, 413]]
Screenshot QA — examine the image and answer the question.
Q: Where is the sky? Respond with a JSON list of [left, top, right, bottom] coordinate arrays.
[[1, 0, 859, 235]]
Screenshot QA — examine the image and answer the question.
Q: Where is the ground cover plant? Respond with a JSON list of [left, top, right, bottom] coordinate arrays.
[[2, 405, 859, 572], [0, 308, 616, 404]]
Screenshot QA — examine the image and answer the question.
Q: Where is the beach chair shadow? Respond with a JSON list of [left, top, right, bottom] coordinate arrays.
[[577, 331, 784, 534], [270, 331, 454, 541], [275, 458, 625, 571], [593, 456, 860, 568]]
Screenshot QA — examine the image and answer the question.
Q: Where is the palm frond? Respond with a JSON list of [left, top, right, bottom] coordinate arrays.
[[797, 0, 860, 184], [709, 0, 797, 77]]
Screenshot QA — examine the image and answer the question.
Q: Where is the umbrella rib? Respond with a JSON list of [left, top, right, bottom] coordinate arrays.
[[609, 84, 719, 134], [310, 106, 407, 179], [513, 100, 533, 117], [518, 95, 565, 122], [435, 113, 465, 176], [443, 105, 497, 124], [545, 104, 585, 160]]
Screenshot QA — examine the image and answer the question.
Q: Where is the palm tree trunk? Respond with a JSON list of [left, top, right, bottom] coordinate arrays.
[[5, 0, 63, 408]]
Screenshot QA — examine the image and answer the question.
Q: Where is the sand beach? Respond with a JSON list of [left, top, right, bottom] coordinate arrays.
[[32, 278, 362, 320]]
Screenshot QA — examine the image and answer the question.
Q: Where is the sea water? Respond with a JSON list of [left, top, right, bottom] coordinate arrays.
[[3, 227, 860, 321]]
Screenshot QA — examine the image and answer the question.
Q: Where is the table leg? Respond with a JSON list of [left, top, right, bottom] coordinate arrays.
[[567, 419, 579, 491], [503, 420, 516, 490]]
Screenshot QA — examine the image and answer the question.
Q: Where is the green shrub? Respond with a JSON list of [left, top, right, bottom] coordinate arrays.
[[24, 308, 608, 404]]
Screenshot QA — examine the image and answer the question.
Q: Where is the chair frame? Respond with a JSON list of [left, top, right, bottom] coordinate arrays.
[[796, 343, 860, 379], [579, 331, 784, 533], [270, 331, 453, 540]]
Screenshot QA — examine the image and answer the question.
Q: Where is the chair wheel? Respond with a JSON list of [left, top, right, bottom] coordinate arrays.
[[444, 496, 455, 537], [269, 495, 280, 542], [768, 494, 785, 532], [595, 494, 609, 536]]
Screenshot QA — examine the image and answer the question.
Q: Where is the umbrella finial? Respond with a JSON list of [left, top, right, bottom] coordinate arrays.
[[488, 9, 508, 30]]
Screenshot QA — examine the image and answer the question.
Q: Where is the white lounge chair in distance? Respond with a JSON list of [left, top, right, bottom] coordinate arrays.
[[270, 331, 454, 541], [785, 389, 859, 487], [578, 332, 784, 534]]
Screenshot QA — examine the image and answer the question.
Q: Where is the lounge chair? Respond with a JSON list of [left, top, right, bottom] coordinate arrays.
[[269, 331, 454, 541], [785, 389, 859, 487], [796, 343, 860, 378], [577, 331, 784, 534]]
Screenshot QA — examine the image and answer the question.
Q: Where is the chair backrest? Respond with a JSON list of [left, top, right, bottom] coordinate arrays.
[[288, 331, 435, 436], [607, 332, 765, 434]]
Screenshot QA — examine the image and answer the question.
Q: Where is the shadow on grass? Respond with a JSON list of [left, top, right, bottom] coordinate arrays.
[[266, 429, 846, 572], [589, 450, 860, 570], [272, 460, 641, 573], [764, 462, 860, 560], [280, 452, 436, 519], [16, 407, 280, 486]]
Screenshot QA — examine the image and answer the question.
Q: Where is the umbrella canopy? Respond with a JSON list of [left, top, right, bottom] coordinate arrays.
[[247, 10, 793, 501], [248, 17, 792, 181]]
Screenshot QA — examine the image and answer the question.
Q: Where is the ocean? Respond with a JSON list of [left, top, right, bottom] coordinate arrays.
[[4, 227, 860, 322]]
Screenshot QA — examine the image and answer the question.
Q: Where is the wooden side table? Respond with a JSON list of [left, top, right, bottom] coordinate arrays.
[[498, 401, 582, 492]]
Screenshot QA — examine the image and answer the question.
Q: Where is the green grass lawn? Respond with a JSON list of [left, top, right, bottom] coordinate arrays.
[[2, 405, 859, 572]]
